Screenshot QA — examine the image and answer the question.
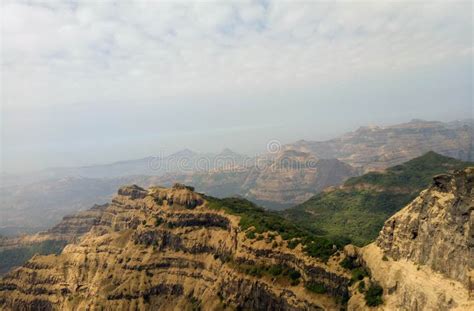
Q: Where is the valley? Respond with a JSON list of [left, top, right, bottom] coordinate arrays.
[[1, 119, 472, 236], [0, 168, 472, 310]]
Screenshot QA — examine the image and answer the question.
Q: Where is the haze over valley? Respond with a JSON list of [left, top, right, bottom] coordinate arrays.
[[1, 1, 473, 310]]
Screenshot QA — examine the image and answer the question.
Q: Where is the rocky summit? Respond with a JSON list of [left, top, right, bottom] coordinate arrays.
[[0, 184, 352, 310]]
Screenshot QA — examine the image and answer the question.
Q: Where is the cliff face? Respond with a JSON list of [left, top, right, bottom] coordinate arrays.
[[376, 168, 473, 286], [287, 120, 474, 171], [0, 184, 350, 310], [247, 152, 358, 207], [349, 168, 473, 310]]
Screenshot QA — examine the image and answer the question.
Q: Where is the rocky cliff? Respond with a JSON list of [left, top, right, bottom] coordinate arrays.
[[376, 168, 473, 286], [0, 184, 351, 310], [348, 168, 473, 310], [246, 151, 358, 207], [286, 119, 474, 172]]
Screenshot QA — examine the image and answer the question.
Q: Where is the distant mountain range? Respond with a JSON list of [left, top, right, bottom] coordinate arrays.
[[1, 119, 472, 235], [0, 148, 251, 187], [285, 119, 473, 171]]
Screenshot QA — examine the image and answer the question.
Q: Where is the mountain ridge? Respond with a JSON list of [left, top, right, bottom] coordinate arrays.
[[1, 167, 472, 310], [283, 152, 472, 245], [0, 184, 352, 310]]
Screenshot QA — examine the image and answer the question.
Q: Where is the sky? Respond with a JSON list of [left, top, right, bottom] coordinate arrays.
[[1, 0, 472, 173]]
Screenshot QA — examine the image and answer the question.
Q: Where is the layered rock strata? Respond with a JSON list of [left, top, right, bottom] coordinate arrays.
[[0, 184, 350, 310]]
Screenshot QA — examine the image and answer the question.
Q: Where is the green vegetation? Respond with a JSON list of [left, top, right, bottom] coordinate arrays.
[[365, 283, 383, 306], [154, 216, 164, 226], [206, 196, 348, 261], [358, 280, 365, 293], [339, 255, 370, 284], [340, 256, 358, 270], [0, 240, 68, 275], [287, 239, 300, 249], [351, 267, 369, 282], [305, 281, 327, 294], [284, 152, 471, 246], [245, 231, 256, 239], [232, 260, 301, 285]]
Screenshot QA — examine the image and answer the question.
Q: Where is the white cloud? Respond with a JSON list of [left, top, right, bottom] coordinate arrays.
[[2, 0, 473, 173], [1, 0, 471, 110]]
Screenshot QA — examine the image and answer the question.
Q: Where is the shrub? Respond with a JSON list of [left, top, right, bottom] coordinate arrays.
[[245, 231, 256, 239], [351, 267, 369, 282], [289, 269, 301, 280], [358, 280, 365, 293], [305, 282, 327, 294], [365, 283, 383, 306], [340, 256, 357, 270], [268, 265, 283, 276], [287, 239, 300, 249]]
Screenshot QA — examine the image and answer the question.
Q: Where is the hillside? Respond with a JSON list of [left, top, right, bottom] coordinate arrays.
[[2, 119, 472, 235], [1, 170, 472, 310], [283, 152, 472, 246], [285, 119, 473, 171], [348, 167, 473, 310], [0, 184, 353, 310], [1, 153, 358, 235]]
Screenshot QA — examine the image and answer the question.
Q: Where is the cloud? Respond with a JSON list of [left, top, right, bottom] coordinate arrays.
[[1, 0, 471, 109], [1, 0, 472, 172]]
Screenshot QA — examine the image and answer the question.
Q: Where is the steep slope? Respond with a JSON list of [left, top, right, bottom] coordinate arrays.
[[0, 204, 107, 276], [376, 168, 472, 286], [0, 184, 352, 310], [284, 152, 472, 245], [286, 119, 473, 171], [348, 167, 473, 310]]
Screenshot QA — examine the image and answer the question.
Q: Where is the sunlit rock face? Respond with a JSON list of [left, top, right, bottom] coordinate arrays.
[[0, 184, 351, 310], [377, 168, 473, 286], [348, 168, 473, 311]]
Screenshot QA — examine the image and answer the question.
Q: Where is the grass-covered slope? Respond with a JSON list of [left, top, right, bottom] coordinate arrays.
[[283, 152, 472, 246], [206, 196, 349, 261]]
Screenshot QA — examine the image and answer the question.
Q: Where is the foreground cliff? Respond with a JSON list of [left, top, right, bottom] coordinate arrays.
[[348, 168, 473, 310], [0, 184, 351, 310]]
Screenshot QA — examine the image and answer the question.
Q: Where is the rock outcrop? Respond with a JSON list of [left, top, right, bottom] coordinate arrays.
[[348, 168, 474, 310], [376, 168, 473, 286], [0, 184, 351, 310]]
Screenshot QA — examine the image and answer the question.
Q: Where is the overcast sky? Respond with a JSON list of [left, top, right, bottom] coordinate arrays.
[[1, 0, 472, 173]]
